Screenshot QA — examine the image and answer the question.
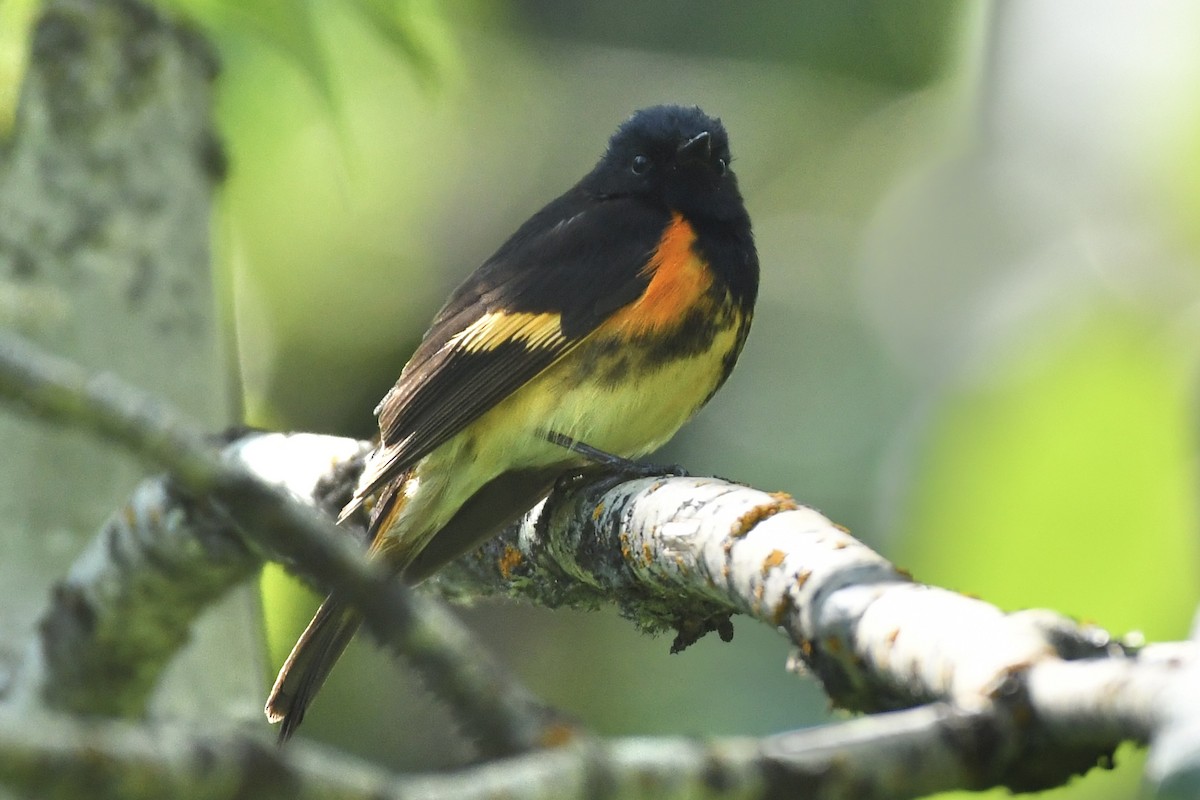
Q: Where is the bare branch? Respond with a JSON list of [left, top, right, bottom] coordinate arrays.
[[0, 705, 1059, 800], [3, 650, 1195, 800], [1144, 619, 1200, 797], [10, 479, 259, 716], [8, 662, 1192, 800], [440, 474, 1122, 708], [227, 434, 1184, 791], [0, 332, 560, 756]]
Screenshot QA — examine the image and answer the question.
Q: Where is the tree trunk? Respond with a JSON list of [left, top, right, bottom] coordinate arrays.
[[0, 0, 261, 722]]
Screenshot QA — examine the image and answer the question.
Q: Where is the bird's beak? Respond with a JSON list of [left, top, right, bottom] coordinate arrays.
[[677, 131, 711, 163]]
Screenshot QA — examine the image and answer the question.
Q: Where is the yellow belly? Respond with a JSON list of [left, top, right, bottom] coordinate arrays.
[[484, 320, 742, 465], [374, 308, 746, 567]]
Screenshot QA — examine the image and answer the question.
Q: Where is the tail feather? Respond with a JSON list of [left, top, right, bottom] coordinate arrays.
[[267, 483, 406, 741], [265, 599, 363, 742], [266, 465, 555, 739]]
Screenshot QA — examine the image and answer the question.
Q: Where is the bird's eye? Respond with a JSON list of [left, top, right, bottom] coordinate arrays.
[[631, 155, 651, 175], [715, 158, 728, 176]]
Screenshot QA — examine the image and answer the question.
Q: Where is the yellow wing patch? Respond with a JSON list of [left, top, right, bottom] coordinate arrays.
[[449, 310, 566, 353]]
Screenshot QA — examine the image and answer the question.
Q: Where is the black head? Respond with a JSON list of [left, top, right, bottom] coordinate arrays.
[[581, 105, 747, 224]]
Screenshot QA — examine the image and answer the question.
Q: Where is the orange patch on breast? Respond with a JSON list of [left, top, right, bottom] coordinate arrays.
[[606, 213, 711, 335]]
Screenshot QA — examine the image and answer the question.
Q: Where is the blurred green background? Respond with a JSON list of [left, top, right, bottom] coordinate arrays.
[[13, 0, 1200, 795]]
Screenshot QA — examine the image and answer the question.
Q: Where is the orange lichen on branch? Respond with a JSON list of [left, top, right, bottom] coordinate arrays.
[[538, 721, 582, 749], [729, 492, 800, 540], [761, 548, 786, 575], [619, 531, 632, 560], [770, 594, 793, 627], [498, 544, 524, 579]]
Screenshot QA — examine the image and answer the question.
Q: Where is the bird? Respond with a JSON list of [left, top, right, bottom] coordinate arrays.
[[265, 104, 759, 741]]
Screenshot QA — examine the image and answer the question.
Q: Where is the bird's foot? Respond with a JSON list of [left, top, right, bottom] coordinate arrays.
[[544, 430, 689, 482]]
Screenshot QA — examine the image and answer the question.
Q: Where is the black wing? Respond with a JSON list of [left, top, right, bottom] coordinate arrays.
[[350, 190, 671, 509]]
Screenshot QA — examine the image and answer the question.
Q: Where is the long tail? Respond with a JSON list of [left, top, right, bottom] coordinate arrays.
[[265, 463, 556, 740], [266, 484, 406, 742], [264, 598, 362, 742]]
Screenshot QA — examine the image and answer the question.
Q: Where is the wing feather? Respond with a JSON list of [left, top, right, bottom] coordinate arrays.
[[351, 192, 671, 508]]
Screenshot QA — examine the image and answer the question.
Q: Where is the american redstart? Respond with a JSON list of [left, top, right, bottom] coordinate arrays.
[[266, 105, 759, 740]]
